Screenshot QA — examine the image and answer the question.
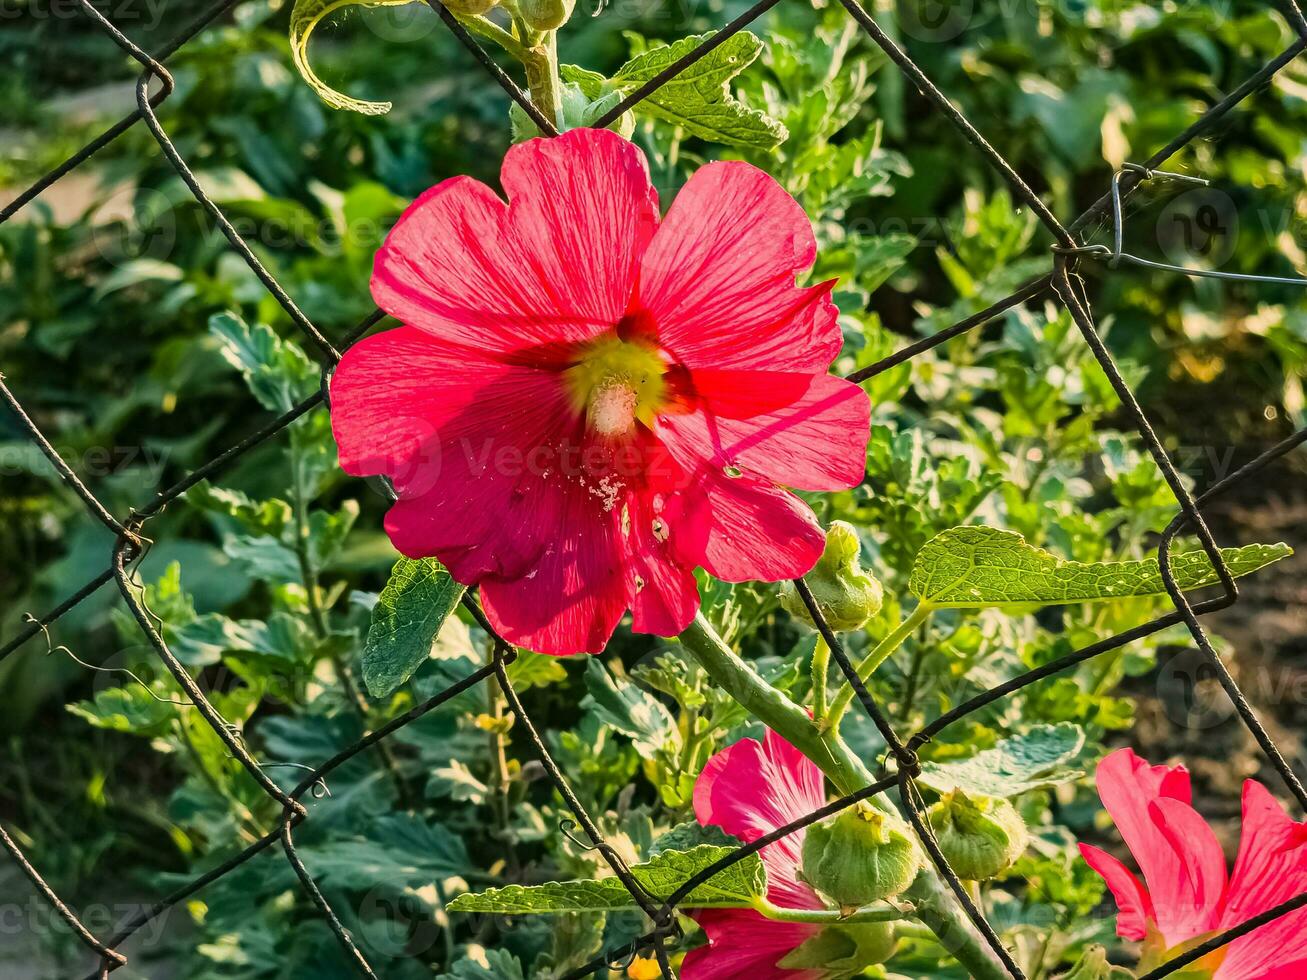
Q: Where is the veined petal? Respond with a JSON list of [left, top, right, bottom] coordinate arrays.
[[675, 370, 870, 492], [1079, 843, 1154, 942], [683, 910, 823, 980], [1215, 780, 1307, 979], [330, 326, 538, 480], [638, 161, 841, 373], [372, 128, 659, 359], [1149, 797, 1227, 943], [694, 729, 825, 911]]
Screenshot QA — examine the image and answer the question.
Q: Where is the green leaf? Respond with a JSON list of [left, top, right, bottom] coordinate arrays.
[[449, 845, 765, 914], [581, 658, 679, 757], [506, 650, 567, 692], [209, 312, 318, 413], [299, 814, 469, 891], [289, 0, 416, 115], [68, 685, 178, 736], [917, 724, 1085, 798], [611, 32, 787, 148], [361, 557, 466, 698], [909, 526, 1292, 609], [436, 950, 527, 980]]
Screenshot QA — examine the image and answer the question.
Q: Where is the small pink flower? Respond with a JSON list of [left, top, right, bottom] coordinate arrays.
[[330, 128, 869, 655], [1080, 748, 1307, 977], [687, 728, 829, 978]]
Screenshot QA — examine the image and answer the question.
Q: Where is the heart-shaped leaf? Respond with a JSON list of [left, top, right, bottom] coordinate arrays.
[[910, 525, 1290, 609], [361, 557, 465, 697]]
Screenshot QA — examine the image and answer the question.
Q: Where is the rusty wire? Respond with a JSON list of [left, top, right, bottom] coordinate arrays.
[[2, 0, 1307, 977]]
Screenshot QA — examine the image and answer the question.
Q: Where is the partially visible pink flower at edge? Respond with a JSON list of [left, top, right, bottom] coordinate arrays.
[[1080, 747, 1307, 978], [329, 127, 870, 656], [686, 727, 829, 979]]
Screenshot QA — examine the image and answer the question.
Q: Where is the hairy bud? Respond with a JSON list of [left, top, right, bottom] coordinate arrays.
[[927, 789, 1029, 881], [780, 521, 884, 631], [800, 801, 921, 909], [517, 0, 576, 30]]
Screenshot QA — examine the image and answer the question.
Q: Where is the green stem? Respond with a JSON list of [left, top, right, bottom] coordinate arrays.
[[826, 604, 932, 731], [456, 12, 530, 61], [677, 613, 870, 795], [522, 31, 562, 126], [752, 897, 909, 925], [811, 635, 831, 725], [675, 613, 1008, 980]]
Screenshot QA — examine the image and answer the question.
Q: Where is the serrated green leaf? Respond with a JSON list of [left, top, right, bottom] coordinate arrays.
[[611, 32, 786, 148], [582, 658, 679, 757], [362, 557, 466, 697], [209, 312, 318, 413], [289, 0, 416, 115], [909, 525, 1292, 609], [506, 650, 567, 692], [449, 844, 765, 914], [68, 685, 178, 736], [917, 724, 1085, 798]]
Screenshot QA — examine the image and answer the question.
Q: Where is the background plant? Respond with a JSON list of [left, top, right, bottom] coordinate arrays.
[[2, 0, 1306, 977]]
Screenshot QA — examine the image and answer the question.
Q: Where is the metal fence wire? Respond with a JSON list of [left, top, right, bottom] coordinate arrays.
[[3, 0, 1307, 977]]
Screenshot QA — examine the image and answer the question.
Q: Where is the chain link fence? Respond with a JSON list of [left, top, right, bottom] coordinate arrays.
[[3, 0, 1307, 977]]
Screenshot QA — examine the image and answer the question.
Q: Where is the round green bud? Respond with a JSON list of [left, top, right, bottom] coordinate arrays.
[[927, 789, 1029, 881], [517, 0, 575, 30], [777, 921, 895, 974], [800, 801, 922, 909], [780, 521, 884, 631], [1057, 945, 1136, 980]]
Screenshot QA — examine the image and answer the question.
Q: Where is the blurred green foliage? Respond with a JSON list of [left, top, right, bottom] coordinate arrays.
[[1, 0, 1305, 976]]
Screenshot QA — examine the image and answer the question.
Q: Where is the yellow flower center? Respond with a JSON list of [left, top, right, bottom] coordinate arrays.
[[564, 335, 667, 436]]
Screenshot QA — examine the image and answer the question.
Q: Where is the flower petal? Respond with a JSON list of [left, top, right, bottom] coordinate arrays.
[[694, 729, 825, 911], [370, 362, 581, 583], [372, 128, 659, 358], [622, 487, 699, 636], [1215, 780, 1307, 979], [1149, 796, 1227, 943], [1078, 843, 1154, 942], [638, 160, 841, 372], [660, 465, 825, 583], [674, 370, 870, 491], [478, 475, 629, 656], [330, 326, 530, 480], [683, 909, 823, 980], [1093, 749, 1212, 947]]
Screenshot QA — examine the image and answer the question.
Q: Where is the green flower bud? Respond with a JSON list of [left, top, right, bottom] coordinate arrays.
[[1056, 945, 1136, 980], [778, 921, 895, 974], [927, 789, 1029, 881], [780, 522, 883, 631], [800, 801, 921, 909], [517, 0, 575, 30], [509, 84, 635, 142]]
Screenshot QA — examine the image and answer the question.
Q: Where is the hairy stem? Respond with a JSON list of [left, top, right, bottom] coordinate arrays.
[[752, 897, 909, 924], [522, 31, 562, 125], [811, 635, 831, 724], [826, 604, 932, 730]]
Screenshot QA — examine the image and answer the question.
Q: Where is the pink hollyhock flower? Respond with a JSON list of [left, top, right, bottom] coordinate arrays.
[[1080, 747, 1307, 977], [329, 128, 869, 655], [686, 728, 830, 978]]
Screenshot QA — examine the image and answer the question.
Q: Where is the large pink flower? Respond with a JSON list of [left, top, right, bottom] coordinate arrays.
[[686, 728, 829, 978], [330, 128, 869, 655], [1080, 748, 1307, 977]]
